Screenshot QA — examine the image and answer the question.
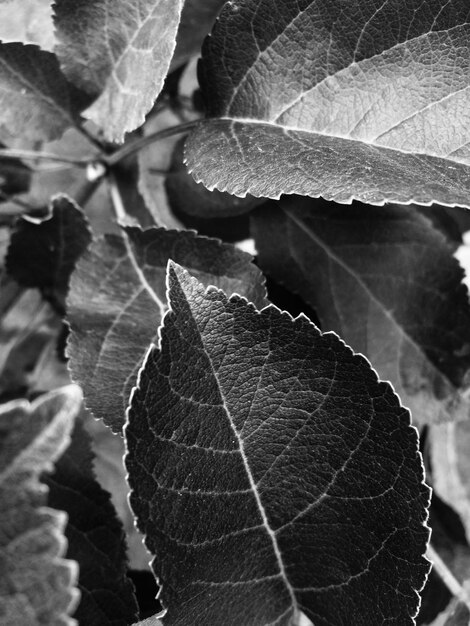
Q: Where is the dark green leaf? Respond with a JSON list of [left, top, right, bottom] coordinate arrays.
[[6, 194, 92, 313], [171, 0, 226, 69], [252, 199, 470, 425], [45, 420, 139, 625], [67, 226, 267, 433], [54, 0, 185, 142], [0, 42, 86, 142], [125, 262, 430, 626], [0, 385, 82, 624], [185, 0, 470, 207]]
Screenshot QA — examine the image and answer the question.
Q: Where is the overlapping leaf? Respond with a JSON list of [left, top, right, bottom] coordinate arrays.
[[54, 0, 185, 142], [0, 385, 82, 625], [125, 262, 430, 626], [7, 195, 91, 313], [252, 198, 470, 425], [185, 0, 470, 207], [45, 420, 139, 625], [67, 226, 267, 432], [0, 42, 86, 142]]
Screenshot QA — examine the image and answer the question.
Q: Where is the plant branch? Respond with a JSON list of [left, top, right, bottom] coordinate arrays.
[[0, 148, 91, 168], [106, 119, 201, 167], [427, 544, 470, 611]]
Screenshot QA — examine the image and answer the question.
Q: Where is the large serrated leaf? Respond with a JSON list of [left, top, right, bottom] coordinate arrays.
[[0, 42, 86, 142], [54, 0, 185, 142], [67, 226, 267, 433], [45, 420, 139, 625], [252, 198, 470, 425], [0, 385, 82, 625], [125, 262, 430, 626], [185, 0, 470, 207]]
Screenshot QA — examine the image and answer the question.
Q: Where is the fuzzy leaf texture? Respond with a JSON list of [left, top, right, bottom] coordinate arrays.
[[252, 199, 470, 425], [0, 42, 86, 142], [0, 385, 82, 625], [125, 262, 431, 626], [67, 227, 267, 433], [54, 0, 185, 142], [6, 195, 91, 313], [185, 0, 470, 208], [44, 420, 139, 625]]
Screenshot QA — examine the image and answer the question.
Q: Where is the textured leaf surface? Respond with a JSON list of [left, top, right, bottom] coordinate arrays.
[[7, 195, 91, 313], [185, 0, 470, 207], [67, 227, 267, 433], [54, 0, 185, 142], [45, 420, 139, 625], [0, 385, 82, 625], [252, 199, 470, 425], [125, 262, 430, 626], [0, 43, 85, 142]]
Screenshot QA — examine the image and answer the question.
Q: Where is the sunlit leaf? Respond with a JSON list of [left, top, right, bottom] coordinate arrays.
[[185, 0, 470, 207], [125, 262, 430, 626], [54, 0, 185, 142]]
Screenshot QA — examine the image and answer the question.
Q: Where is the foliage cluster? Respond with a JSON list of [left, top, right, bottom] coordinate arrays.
[[1, 1, 470, 625]]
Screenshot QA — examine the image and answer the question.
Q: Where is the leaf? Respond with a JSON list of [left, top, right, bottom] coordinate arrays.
[[67, 226, 267, 433], [166, 137, 265, 219], [0, 0, 55, 51], [431, 421, 470, 543], [252, 198, 470, 425], [185, 0, 470, 207], [125, 262, 431, 626], [0, 385, 82, 625], [85, 416, 150, 570], [6, 194, 92, 313], [171, 0, 226, 69], [44, 419, 139, 625], [0, 42, 87, 142], [54, 0, 185, 142], [0, 285, 67, 401]]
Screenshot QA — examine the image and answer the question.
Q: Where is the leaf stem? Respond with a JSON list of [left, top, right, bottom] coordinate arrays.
[[106, 119, 201, 167], [107, 172, 128, 223], [427, 544, 470, 611], [0, 148, 91, 168]]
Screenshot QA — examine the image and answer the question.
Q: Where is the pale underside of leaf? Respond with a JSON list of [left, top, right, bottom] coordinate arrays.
[[0, 385, 83, 626], [54, 0, 185, 142], [125, 262, 430, 626], [185, 119, 470, 207], [187, 1, 470, 205]]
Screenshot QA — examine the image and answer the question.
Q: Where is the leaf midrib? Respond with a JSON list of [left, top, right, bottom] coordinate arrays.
[[188, 293, 299, 623]]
